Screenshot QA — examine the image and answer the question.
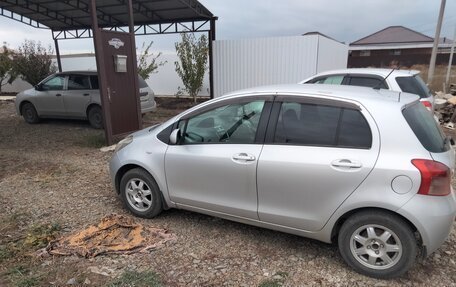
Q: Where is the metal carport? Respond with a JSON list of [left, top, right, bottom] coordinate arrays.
[[0, 0, 217, 144]]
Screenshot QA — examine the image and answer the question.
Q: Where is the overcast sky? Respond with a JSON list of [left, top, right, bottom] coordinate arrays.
[[0, 0, 455, 54]]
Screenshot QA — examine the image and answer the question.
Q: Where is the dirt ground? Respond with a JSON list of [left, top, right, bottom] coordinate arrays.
[[0, 97, 456, 287]]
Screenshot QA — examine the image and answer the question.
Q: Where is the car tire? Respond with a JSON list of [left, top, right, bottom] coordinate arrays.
[[87, 105, 103, 129], [119, 168, 163, 219], [21, 102, 40, 124], [338, 210, 417, 279]]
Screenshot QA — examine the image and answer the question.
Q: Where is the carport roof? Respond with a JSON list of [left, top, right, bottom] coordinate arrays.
[[0, 0, 214, 31]]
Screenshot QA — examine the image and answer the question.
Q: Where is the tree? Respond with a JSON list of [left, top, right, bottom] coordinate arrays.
[[0, 42, 17, 93], [137, 41, 166, 80], [13, 40, 56, 86], [174, 33, 208, 103]]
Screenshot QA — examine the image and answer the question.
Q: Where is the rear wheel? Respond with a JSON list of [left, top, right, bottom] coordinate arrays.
[[338, 210, 417, 279], [87, 105, 103, 129], [21, 102, 40, 124]]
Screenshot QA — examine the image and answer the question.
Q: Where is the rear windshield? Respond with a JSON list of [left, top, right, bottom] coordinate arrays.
[[402, 102, 448, 153], [138, 76, 149, 89], [396, 75, 431, 99]]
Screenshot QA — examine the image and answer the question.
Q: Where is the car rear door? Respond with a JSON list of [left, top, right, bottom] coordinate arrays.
[[64, 74, 94, 117], [257, 95, 380, 231], [165, 96, 272, 219]]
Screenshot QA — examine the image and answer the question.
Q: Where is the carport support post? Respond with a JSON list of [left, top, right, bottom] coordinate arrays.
[[90, 0, 114, 145], [54, 38, 62, 72], [126, 0, 142, 129], [208, 18, 216, 99]]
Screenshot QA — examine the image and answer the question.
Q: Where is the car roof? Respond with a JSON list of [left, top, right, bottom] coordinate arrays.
[[223, 83, 419, 107], [56, 70, 98, 76], [304, 68, 419, 79]]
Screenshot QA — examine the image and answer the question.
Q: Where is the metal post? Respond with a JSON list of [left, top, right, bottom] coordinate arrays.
[[54, 38, 62, 72], [208, 17, 216, 99], [445, 25, 456, 89], [126, 0, 142, 129], [428, 0, 446, 85], [90, 0, 113, 145]]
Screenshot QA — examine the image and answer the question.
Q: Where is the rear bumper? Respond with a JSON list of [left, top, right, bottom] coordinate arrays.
[[140, 99, 157, 114], [398, 192, 456, 256]]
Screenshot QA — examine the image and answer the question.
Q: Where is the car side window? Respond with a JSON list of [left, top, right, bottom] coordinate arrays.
[[68, 75, 91, 90], [338, 109, 372, 148], [308, 75, 344, 85], [42, 75, 65, 91], [90, 76, 99, 90], [180, 100, 265, 144], [274, 102, 372, 149], [275, 102, 340, 146], [348, 76, 388, 89]]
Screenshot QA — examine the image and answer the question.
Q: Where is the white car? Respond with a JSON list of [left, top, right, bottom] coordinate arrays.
[[300, 68, 434, 111]]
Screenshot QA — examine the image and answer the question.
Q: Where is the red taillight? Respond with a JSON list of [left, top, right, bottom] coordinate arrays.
[[421, 101, 432, 111], [411, 159, 451, 196]]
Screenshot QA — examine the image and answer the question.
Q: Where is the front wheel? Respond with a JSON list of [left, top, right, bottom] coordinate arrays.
[[338, 210, 417, 279], [119, 168, 163, 218], [21, 102, 40, 124]]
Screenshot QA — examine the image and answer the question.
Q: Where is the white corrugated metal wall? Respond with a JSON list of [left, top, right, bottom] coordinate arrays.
[[213, 35, 348, 97], [316, 35, 348, 73]]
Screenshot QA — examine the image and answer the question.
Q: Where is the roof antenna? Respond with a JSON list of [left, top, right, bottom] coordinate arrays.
[[373, 67, 396, 90]]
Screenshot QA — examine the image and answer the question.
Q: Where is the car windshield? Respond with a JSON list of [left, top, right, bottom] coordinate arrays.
[[396, 75, 431, 99], [402, 102, 448, 153]]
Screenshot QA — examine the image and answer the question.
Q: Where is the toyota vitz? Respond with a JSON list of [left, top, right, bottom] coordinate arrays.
[[109, 84, 456, 278]]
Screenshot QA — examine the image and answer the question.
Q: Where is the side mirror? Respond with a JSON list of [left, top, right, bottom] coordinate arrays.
[[34, 84, 43, 91], [169, 128, 181, 145]]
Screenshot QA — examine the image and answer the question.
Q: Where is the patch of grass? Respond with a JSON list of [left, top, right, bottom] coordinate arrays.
[[6, 266, 42, 287], [258, 272, 288, 287], [0, 245, 15, 262], [23, 223, 61, 249], [107, 270, 163, 287], [78, 133, 106, 148]]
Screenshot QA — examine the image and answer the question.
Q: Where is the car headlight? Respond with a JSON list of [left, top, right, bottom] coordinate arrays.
[[115, 135, 133, 153]]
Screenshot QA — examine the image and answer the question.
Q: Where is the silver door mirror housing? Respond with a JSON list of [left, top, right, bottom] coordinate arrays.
[[169, 128, 180, 145]]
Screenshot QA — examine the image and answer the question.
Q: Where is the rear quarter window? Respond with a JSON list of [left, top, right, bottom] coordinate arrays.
[[396, 76, 430, 99], [403, 102, 447, 152]]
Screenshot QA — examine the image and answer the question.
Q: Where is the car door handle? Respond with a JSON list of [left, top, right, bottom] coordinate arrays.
[[232, 153, 256, 162], [56, 93, 62, 97], [331, 159, 362, 168], [83, 93, 90, 96]]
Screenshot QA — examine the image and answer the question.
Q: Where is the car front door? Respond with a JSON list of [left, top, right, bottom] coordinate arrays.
[[64, 74, 94, 117], [257, 96, 380, 231], [34, 75, 66, 116], [165, 96, 272, 219]]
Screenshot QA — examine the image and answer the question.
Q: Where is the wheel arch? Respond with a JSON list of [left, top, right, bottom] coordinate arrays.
[[86, 103, 101, 117], [330, 207, 422, 248], [19, 100, 34, 115], [115, 164, 169, 210]]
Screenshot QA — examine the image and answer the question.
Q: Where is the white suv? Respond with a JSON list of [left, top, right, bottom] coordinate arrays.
[[300, 68, 434, 111]]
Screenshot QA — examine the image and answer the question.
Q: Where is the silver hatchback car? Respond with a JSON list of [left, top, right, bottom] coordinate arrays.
[[15, 71, 156, 128], [109, 84, 456, 278]]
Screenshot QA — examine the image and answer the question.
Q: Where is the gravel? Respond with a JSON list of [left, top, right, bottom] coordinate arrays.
[[0, 99, 455, 286]]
